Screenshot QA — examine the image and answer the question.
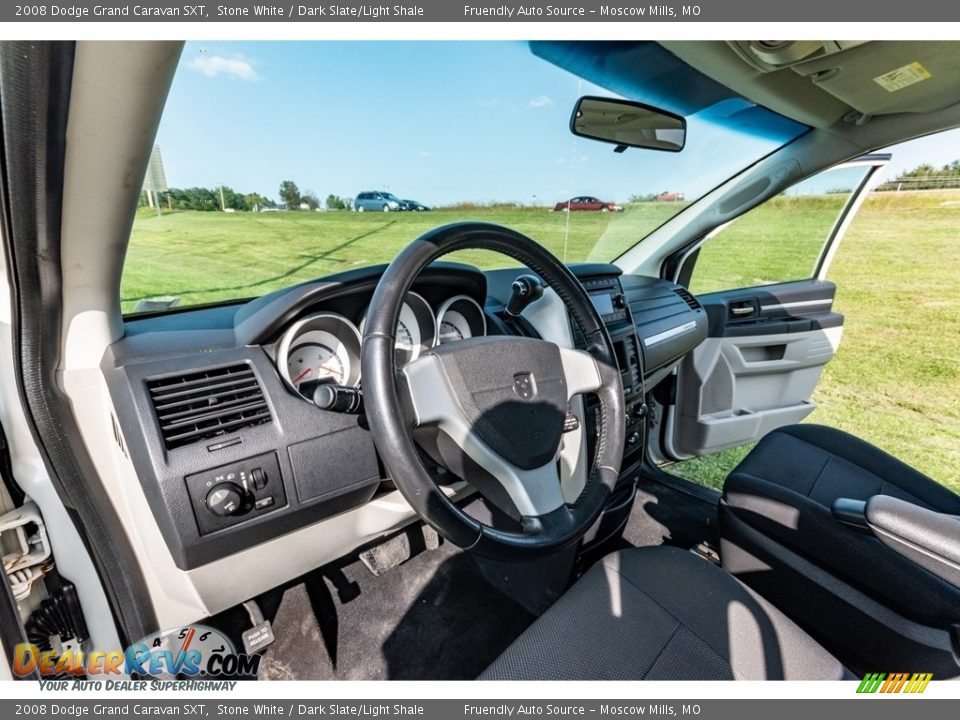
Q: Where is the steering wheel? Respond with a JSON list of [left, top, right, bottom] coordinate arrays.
[[361, 222, 625, 559]]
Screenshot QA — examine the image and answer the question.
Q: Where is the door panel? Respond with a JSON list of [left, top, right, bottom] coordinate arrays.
[[665, 279, 842, 458], [660, 155, 890, 462]]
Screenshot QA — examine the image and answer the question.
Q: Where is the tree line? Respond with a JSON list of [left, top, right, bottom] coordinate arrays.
[[144, 181, 352, 212]]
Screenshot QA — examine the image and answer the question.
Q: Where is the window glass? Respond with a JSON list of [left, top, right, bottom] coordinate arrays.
[[122, 41, 806, 314], [688, 165, 871, 295]]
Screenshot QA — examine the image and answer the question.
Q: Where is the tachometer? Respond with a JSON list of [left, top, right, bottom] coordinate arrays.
[[276, 312, 362, 398]]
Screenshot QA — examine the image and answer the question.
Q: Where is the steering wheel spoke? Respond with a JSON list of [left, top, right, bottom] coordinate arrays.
[[558, 346, 604, 398]]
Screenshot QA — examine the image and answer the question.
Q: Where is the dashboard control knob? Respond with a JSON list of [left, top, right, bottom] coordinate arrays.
[[206, 483, 244, 517], [250, 467, 268, 491], [614, 293, 626, 309]]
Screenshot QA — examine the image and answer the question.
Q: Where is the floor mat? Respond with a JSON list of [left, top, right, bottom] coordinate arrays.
[[622, 476, 719, 550], [257, 536, 535, 680]]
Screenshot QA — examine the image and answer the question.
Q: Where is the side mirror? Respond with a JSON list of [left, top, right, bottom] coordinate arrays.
[[571, 96, 686, 153]]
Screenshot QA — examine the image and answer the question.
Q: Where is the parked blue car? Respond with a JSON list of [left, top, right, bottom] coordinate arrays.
[[354, 191, 405, 212]]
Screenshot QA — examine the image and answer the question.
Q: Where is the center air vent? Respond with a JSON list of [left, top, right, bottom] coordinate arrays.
[[673, 287, 703, 312], [147, 364, 272, 450]]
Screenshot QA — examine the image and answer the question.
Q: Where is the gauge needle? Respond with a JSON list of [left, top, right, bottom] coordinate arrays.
[[292, 367, 313, 384], [317, 364, 340, 375], [173, 626, 195, 674]]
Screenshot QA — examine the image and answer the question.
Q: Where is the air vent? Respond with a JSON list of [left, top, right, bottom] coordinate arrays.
[[147, 364, 272, 450], [673, 288, 703, 312]]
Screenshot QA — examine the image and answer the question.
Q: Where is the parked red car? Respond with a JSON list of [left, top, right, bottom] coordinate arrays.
[[554, 196, 624, 212]]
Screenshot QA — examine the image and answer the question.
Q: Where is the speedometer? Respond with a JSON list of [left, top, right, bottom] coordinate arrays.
[[361, 291, 436, 366]]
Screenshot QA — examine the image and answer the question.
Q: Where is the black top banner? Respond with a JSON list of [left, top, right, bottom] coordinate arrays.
[[5, 0, 960, 22]]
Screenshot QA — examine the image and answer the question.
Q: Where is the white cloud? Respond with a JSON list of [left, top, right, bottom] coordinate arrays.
[[527, 95, 553, 108], [187, 54, 260, 82]]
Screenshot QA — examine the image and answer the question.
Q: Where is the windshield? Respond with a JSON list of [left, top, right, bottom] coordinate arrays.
[[122, 41, 807, 314]]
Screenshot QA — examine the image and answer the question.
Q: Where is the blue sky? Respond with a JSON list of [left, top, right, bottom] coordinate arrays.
[[155, 42, 960, 206]]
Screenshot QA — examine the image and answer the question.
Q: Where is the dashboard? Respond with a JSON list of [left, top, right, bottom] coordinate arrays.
[[104, 262, 706, 579]]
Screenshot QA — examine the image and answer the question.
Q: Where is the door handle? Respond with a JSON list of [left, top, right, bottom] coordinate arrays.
[[731, 306, 755, 316]]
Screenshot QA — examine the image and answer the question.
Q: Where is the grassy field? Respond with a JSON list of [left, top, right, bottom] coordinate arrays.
[[688, 194, 848, 294], [122, 205, 682, 311], [125, 191, 960, 493]]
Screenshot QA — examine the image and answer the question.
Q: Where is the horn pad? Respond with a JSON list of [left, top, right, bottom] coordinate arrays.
[[428, 337, 567, 470]]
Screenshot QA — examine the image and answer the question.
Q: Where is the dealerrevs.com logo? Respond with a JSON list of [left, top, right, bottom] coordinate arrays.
[[856, 673, 933, 694], [14, 624, 260, 683]]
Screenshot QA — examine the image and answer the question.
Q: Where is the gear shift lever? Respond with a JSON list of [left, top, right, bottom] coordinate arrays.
[[505, 275, 544, 317]]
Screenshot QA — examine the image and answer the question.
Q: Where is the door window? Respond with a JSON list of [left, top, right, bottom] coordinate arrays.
[[686, 164, 872, 295]]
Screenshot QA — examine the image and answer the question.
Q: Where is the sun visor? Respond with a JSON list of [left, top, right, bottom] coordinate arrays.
[[792, 41, 960, 117], [530, 40, 735, 117]]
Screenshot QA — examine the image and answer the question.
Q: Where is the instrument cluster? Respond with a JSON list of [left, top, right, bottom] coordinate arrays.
[[275, 292, 487, 399]]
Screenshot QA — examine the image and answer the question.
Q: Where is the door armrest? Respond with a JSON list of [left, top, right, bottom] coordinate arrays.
[[865, 495, 960, 590]]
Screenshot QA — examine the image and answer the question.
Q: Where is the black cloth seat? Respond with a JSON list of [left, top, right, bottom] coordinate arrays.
[[722, 424, 960, 625], [480, 546, 850, 680]]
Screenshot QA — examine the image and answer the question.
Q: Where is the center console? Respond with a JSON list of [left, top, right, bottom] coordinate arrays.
[[569, 265, 708, 550], [578, 272, 647, 459]]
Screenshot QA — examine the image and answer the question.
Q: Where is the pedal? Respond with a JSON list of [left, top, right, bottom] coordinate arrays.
[[423, 524, 441, 551], [690, 541, 721, 565], [360, 532, 414, 576], [360, 525, 441, 576]]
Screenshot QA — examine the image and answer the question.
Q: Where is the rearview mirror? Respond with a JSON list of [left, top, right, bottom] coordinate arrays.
[[571, 96, 686, 153]]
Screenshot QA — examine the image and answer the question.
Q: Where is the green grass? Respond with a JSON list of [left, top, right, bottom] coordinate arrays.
[[125, 191, 960, 494], [122, 205, 682, 311]]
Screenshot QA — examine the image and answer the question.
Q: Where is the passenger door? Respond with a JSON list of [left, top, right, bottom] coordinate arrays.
[[661, 155, 890, 459]]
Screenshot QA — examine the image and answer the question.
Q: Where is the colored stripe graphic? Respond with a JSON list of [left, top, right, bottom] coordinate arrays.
[[857, 673, 885, 693], [908, 673, 933, 693], [857, 672, 932, 693]]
